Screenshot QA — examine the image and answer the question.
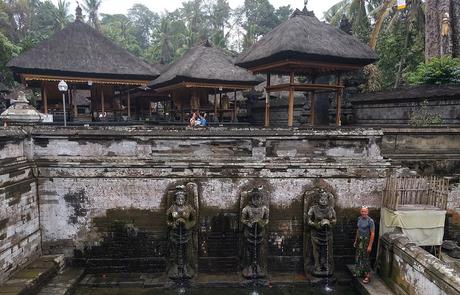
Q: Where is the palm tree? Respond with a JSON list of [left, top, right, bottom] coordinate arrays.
[[82, 0, 101, 30], [55, 0, 71, 30], [324, 0, 372, 42]]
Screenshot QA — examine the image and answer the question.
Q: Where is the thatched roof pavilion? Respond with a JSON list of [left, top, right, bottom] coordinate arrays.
[[8, 16, 159, 83], [236, 7, 377, 127], [150, 40, 261, 123], [7, 5, 159, 122]]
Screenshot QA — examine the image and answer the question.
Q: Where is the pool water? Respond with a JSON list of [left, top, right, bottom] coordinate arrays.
[[73, 285, 359, 295]]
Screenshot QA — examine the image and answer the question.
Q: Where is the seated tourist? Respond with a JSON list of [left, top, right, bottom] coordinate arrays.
[[189, 111, 202, 127], [198, 112, 208, 127]]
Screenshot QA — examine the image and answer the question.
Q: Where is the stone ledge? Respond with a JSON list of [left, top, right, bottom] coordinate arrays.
[[380, 231, 460, 295], [28, 126, 384, 138], [0, 255, 63, 295]]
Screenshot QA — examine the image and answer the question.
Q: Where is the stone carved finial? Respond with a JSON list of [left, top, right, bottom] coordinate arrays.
[[0, 91, 43, 126], [75, 2, 83, 22], [339, 14, 353, 35]]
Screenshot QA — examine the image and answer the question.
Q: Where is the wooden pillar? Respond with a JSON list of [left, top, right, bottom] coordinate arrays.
[[42, 82, 48, 114], [310, 77, 317, 126], [101, 86, 105, 114], [335, 73, 343, 126], [233, 89, 237, 122], [149, 98, 152, 116], [264, 73, 271, 127], [127, 88, 131, 118], [214, 90, 218, 122], [72, 88, 78, 118], [288, 72, 295, 127]]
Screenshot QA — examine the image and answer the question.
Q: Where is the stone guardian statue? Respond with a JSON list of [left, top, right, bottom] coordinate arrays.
[[241, 187, 269, 279], [305, 187, 336, 277], [166, 184, 197, 280]]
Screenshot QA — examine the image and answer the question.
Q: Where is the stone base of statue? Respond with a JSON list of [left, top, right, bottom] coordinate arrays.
[[242, 263, 266, 279], [312, 269, 333, 277], [167, 264, 195, 280]]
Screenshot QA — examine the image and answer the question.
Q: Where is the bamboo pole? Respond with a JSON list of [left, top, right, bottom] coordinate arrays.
[[288, 72, 295, 127]]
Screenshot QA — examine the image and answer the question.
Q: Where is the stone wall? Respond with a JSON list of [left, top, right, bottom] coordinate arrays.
[[350, 85, 460, 126], [0, 128, 40, 283], [378, 230, 460, 295], [29, 126, 388, 273]]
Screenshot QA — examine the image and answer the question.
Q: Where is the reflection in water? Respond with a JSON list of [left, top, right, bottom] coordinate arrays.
[[74, 286, 358, 295]]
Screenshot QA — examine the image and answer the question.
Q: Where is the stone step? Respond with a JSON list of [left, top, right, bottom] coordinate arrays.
[[0, 255, 63, 295], [37, 267, 85, 295]]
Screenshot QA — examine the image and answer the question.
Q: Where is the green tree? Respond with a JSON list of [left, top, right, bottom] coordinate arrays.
[[0, 31, 20, 85], [241, 0, 279, 49], [82, 0, 102, 30], [208, 0, 231, 48], [275, 5, 293, 23], [407, 56, 460, 85], [100, 13, 142, 56], [54, 0, 72, 30], [128, 4, 159, 50]]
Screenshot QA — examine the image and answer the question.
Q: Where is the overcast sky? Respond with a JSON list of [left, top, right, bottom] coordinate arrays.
[[56, 0, 342, 20]]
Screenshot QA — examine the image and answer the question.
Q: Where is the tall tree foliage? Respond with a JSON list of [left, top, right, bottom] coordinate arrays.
[[82, 0, 101, 30], [325, 0, 425, 89]]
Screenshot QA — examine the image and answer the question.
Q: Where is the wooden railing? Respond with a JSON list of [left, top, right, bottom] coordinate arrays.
[[382, 176, 449, 211]]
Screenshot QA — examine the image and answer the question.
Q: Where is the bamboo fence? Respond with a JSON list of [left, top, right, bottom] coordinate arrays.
[[382, 176, 449, 211]]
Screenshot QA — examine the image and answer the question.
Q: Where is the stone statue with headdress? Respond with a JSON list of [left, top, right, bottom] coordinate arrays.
[[166, 184, 197, 280], [306, 187, 336, 277], [241, 186, 269, 279]]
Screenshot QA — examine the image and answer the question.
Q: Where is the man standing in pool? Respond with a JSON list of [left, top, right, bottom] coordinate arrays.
[[354, 206, 375, 284]]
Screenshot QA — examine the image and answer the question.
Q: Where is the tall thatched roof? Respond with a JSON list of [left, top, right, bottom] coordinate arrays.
[[7, 19, 160, 81], [235, 8, 377, 71], [150, 41, 262, 89]]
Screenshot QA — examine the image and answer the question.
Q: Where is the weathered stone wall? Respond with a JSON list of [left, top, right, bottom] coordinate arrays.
[[29, 126, 388, 273], [350, 85, 460, 126], [0, 128, 40, 283], [379, 230, 460, 295]]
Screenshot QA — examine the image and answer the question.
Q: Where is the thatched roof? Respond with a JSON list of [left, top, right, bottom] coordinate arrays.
[[7, 20, 160, 81], [235, 8, 377, 70], [351, 84, 460, 103], [150, 41, 262, 89]]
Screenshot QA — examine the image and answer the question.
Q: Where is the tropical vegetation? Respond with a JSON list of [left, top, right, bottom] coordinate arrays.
[[0, 0, 456, 91]]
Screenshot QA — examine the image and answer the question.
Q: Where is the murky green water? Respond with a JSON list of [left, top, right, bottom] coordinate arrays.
[[74, 286, 358, 295]]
